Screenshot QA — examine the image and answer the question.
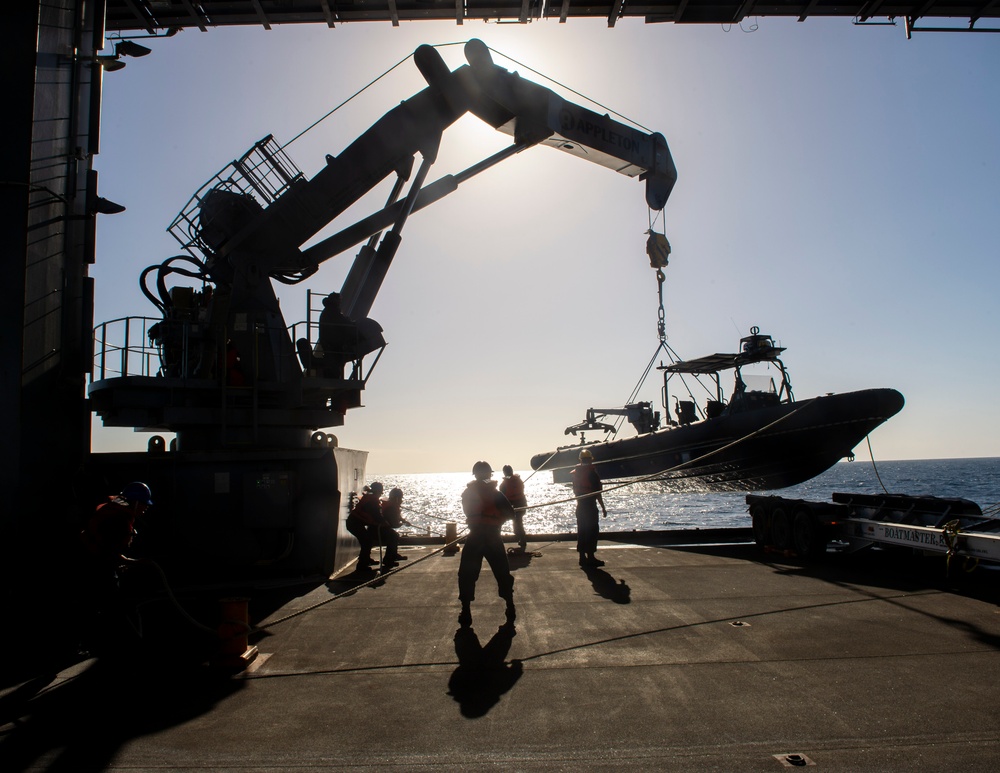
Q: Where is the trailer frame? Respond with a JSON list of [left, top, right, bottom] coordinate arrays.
[[746, 492, 1000, 568]]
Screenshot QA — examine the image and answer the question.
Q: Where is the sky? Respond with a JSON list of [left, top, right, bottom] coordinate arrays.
[[90, 16, 1000, 474]]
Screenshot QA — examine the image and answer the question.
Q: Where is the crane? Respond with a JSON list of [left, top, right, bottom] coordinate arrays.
[[87, 40, 677, 580]]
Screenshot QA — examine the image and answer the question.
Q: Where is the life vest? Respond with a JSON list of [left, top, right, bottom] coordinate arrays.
[[499, 475, 527, 509], [462, 479, 509, 528], [81, 496, 136, 557], [381, 498, 403, 528], [571, 464, 602, 498], [350, 492, 382, 526]]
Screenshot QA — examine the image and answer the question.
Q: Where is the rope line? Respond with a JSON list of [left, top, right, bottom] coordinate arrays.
[[253, 526, 469, 632], [863, 438, 999, 519], [379, 400, 820, 531], [401, 505, 450, 523], [866, 435, 890, 494], [135, 397, 920, 647], [521, 397, 820, 511], [254, 410, 776, 629], [249, 404, 811, 630], [126, 557, 216, 635], [523, 448, 559, 484]]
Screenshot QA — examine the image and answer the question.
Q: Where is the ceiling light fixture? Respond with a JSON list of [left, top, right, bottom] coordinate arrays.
[[114, 40, 152, 58]]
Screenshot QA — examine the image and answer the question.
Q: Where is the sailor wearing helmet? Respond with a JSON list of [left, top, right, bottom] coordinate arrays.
[[458, 461, 517, 627], [571, 449, 607, 567], [81, 481, 153, 563], [77, 482, 155, 655]]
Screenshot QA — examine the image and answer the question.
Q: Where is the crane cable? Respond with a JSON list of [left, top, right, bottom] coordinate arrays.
[[610, 221, 709, 438], [601, 224, 674, 438], [282, 42, 650, 154]]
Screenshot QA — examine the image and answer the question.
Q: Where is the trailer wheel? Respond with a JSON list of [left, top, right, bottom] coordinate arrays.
[[750, 505, 769, 548], [770, 508, 792, 550], [792, 508, 825, 560]]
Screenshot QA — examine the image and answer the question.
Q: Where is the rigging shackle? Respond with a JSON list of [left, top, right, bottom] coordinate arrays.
[[647, 230, 671, 344]]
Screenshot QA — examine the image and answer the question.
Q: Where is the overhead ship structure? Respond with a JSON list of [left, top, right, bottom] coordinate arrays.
[[106, 0, 1000, 33]]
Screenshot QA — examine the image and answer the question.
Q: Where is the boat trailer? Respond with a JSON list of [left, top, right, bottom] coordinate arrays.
[[746, 492, 1000, 568]]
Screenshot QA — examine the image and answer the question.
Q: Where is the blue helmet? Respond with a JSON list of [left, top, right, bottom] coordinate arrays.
[[120, 481, 153, 506]]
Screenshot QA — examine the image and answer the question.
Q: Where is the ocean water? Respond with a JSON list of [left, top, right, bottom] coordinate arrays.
[[373, 457, 1000, 539]]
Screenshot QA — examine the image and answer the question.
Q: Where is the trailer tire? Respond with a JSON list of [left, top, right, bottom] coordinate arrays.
[[792, 508, 825, 560], [770, 508, 792, 550], [750, 505, 769, 548]]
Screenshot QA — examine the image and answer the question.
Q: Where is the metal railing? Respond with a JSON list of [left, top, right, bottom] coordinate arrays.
[[91, 316, 163, 381], [288, 315, 383, 385], [93, 312, 383, 385], [168, 134, 303, 256]]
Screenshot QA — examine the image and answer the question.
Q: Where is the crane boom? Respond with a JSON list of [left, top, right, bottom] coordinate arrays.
[[193, 40, 675, 286], [462, 39, 675, 211], [94, 39, 678, 441], [87, 40, 680, 583]]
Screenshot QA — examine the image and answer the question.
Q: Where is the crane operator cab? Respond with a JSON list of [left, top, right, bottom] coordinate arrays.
[[300, 292, 386, 381]]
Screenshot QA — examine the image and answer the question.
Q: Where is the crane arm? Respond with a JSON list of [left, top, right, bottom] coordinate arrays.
[[196, 41, 677, 286], [462, 39, 676, 211], [162, 41, 678, 383], [195, 45, 479, 285], [294, 40, 678, 317]]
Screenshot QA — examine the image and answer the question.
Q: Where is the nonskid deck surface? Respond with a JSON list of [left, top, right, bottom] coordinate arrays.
[[4, 538, 1000, 771]]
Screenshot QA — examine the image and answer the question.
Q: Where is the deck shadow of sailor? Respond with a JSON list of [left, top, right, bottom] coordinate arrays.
[[0, 657, 240, 772], [447, 622, 522, 718], [581, 566, 631, 604], [326, 570, 387, 596], [505, 548, 536, 570]]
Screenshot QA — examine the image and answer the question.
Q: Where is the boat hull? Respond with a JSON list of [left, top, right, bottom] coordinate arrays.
[[530, 388, 904, 491]]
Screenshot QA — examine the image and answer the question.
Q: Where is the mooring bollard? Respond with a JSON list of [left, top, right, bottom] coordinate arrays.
[[214, 597, 258, 670], [443, 521, 459, 555]]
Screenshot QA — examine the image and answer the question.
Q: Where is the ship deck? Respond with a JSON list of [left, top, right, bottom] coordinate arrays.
[[3, 533, 1000, 770]]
